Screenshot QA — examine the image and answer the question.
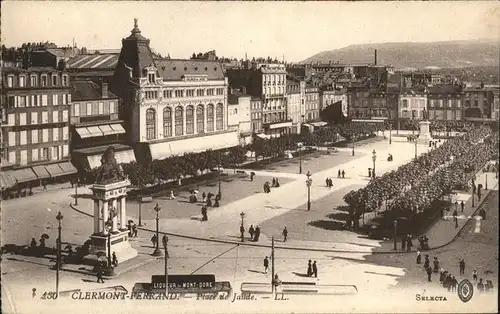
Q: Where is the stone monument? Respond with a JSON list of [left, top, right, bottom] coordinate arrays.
[[88, 146, 137, 264], [417, 110, 433, 145]]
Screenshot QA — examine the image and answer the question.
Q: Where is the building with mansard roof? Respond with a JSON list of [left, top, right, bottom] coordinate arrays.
[[110, 19, 237, 162]]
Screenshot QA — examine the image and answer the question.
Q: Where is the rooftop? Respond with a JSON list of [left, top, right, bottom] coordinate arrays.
[[71, 80, 118, 101], [68, 53, 119, 70], [155, 59, 225, 81], [3, 66, 64, 74]]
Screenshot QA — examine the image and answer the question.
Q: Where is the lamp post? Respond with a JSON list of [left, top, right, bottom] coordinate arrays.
[[218, 163, 222, 200], [298, 143, 303, 174], [55, 211, 63, 297], [306, 172, 312, 211], [485, 167, 488, 190], [162, 235, 169, 296], [152, 203, 162, 256], [74, 179, 78, 206], [372, 150, 377, 177], [414, 137, 417, 159], [240, 212, 245, 242], [351, 134, 355, 156], [389, 121, 392, 145], [393, 219, 397, 251], [138, 195, 143, 227], [471, 185, 475, 208], [104, 220, 115, 276]]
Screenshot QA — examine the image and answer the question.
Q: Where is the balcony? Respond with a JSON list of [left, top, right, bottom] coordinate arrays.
[[262, 119, 293, 130]]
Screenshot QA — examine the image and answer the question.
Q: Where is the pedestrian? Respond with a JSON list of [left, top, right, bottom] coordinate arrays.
[[338, 169, 341, 178], [368, 168, 372, 178], [454, 201, 458, 212], [249, 225, 255, 241], [201, 206, 208, 221], [169, 190, 175, 200], [30, 238, 37, 248], [272, 177, 276, 187], [433, 257, 439, 273], [416, 250, 421, 264], [312, 261, 318, 278], [423, 254, 430, 270], [214, 198, 220, 207], [151, 234, 157, 247], [275, 178, 280, 187], [128, 224, 132, 237], [42, 180, 47, 191], [401, 237, 406, 252], [325, 178, 329, 187], [112, 252, 118, 267], [341, 170, 345, 179], [426, 265, 432, 282], [263, 256, 269, 274], [96, 262, 104, 283], [307, 260, 313, 277], [472, 269, 477, 281], [132, 224, 138, 237], [250, 172, 255, 182], [206, 197, 212, 207], [459, 259, 465, 275], [452, 276, 458, 292], [240, 224, 245, 242], [460, 200, 464, 213], [202, 192, 207, 203], [406, 234, 413, 252], [477, 278, 485, 292], [254, 226, 260, 242], [439, 268, 445, 283], [282, 227, 288, 242], [453, 209, 458, 228]]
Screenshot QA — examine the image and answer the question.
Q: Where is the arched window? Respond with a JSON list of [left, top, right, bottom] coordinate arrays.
[[207, 104, 214, 132], [216, 103, 223, 130], [186, 105, 194, 134], [163, 107, 172, 138], [145, 108, 156, 140], [196, 104, 204, 133], [175, 106, 183, 136]]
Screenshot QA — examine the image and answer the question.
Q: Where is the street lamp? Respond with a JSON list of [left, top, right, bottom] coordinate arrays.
[[55, 211, 63, 297], [306, 172, 312, 211], [352, 134, 355, 156], [372, 150, 377, 177], [104, 220, 115, 276], [393, 219, 397, 251], [218, 163, 222, 200], [162, 235, 169, 296], [240, 212, 246, 242], [414, 137, 417, 159], [485, 167, 488, 190], [298, 143, 303, 174], [152, 203, 162, 256], [74, 179, 78, 206]]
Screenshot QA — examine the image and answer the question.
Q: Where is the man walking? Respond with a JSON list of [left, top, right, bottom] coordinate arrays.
[[263, 256, 269, 274], [249, 225, 255, 241], [240, 224, 245, 242], [426, 265, 432, 282], [282, 227, 288, 242], [312, 261, 318, 278], [453, 209, 458, 228], [460, 200, 465, 213], [151, 234, 157, 247], [96, 262, 105, 283], [338, 169, 341, 178], [459, 259, 465, 275], [341, 170, 345, 179]]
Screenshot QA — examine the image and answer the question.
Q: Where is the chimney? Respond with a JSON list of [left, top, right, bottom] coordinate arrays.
[[58, 59, 67, 71], [242, 86, 247, 94], [101, 82, 108, 98], [374, 49, 378, 66], [22, 53, 32, 69]]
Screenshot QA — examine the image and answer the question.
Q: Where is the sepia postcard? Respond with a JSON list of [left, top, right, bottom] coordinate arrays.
[[1, 1, 499, 313]]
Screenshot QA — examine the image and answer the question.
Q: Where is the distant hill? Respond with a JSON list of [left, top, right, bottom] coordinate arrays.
[[302, 40, 500, 69]]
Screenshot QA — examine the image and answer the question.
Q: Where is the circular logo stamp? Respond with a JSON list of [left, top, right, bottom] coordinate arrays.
[[457, 279, 474, 303]]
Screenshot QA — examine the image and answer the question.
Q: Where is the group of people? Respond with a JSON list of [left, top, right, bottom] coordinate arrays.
[[337, 169, 346, 179], [307, 260, 318, 278], [400, 233, 414, 252], [263, 178, 281, 193], [127, 221, 139, 238], [246, 225, 261, 242], [406, 135, 418, 142], [325, 177, 334, 188]]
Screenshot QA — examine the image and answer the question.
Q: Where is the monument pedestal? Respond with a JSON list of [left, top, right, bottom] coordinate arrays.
[[418, 120, 433, 145], [89, 230, 137, 263]]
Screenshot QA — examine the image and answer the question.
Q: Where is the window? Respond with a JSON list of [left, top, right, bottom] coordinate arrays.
[[206, 104, 214, 132], [8, 114, 15, 125], [197, 89, 204, 97], [62, 94, 67, 105], [31, 112, 38, 124], [9, 152, 16, 163], [216, 88, 224, 95], [186, 89, 195, 97], [175, 106, 183, 136], [43, 129, 49, 142], [19, 113, 26, 125], [52, 75, 57, 86], [52, 111, 59, 123], [196, 105, 204, 133], [216, 103, 223, 130], [7, 76, 13, 87], [8, 131, 16, 146], [402, 99, 408, 108], [87, 103, 92, 115], [175, 90, 183, 98], [18, 96, 27, 107], [63, 145, 69, 157], [53, 128, 59, 141], [92, 102, 98, 115], [62, 110, 68, 122], [207, 89, 214, 96], [31, 130, 38, 143], [41, 95, 48, 106], [41, 75, 47, 86], [51, 146, 59, 161], [163, 107, 172, 138], [32, 149, 39, 161], [63, 127, 68, 140], [145, 109, 156, 140], [185, 106, 194, 134], [110, 101, 116, 114], [62, 75, 68, 86], [42, 112, 48, 123], [41, 148, 49, 160], [20, 150, 27, 165], [73, 103, 80, 116], [164, 90, 173, 98], [8, 96, 15, 108], [19, 76, 26, 87], [148, 73, 155, 84], [98, 102, 104, 114]]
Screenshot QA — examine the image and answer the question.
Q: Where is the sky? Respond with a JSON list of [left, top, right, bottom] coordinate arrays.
[[2, 1, 500, 62]]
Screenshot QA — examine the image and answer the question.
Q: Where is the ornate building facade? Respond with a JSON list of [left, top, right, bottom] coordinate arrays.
[[111, 20, 237, 162]]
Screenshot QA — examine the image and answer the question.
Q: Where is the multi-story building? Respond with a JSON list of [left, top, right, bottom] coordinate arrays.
[[320, 88, 348, 118], [347, 86, 399, 123], [67, 49, 120, 84], [227, 61, 291, 137], [305, 85, 320, 122], [1, 63, 76, 194], [463, 86, 495, 120], [228, 90, 252, 145], [69, 79, 135, 179], [492, 88, 499, 120], [286, 79, 305, 133], [427, 84, 464, 121], [250, 97, 263, 134], [111, 19, 238, 162], [397, 88, 427, 128]]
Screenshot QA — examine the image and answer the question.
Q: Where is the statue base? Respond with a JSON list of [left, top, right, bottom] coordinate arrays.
[[86, 230, 138, 265], [418, 120, 433, 145]]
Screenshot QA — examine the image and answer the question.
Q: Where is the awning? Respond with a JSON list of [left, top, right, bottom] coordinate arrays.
[[109, 124, 126, 134], [98, 124, 115, 136], [114, 150, 136, 164], [150, 131, 239, 160], [58, 162, 77, 175], [32, 165, 51, 179], [45, 164, 65, 177], [76, 127, 93, 138], [11, 168, 38, 183], [1, 171, 17, 189], [86, 126, 104, 137]]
